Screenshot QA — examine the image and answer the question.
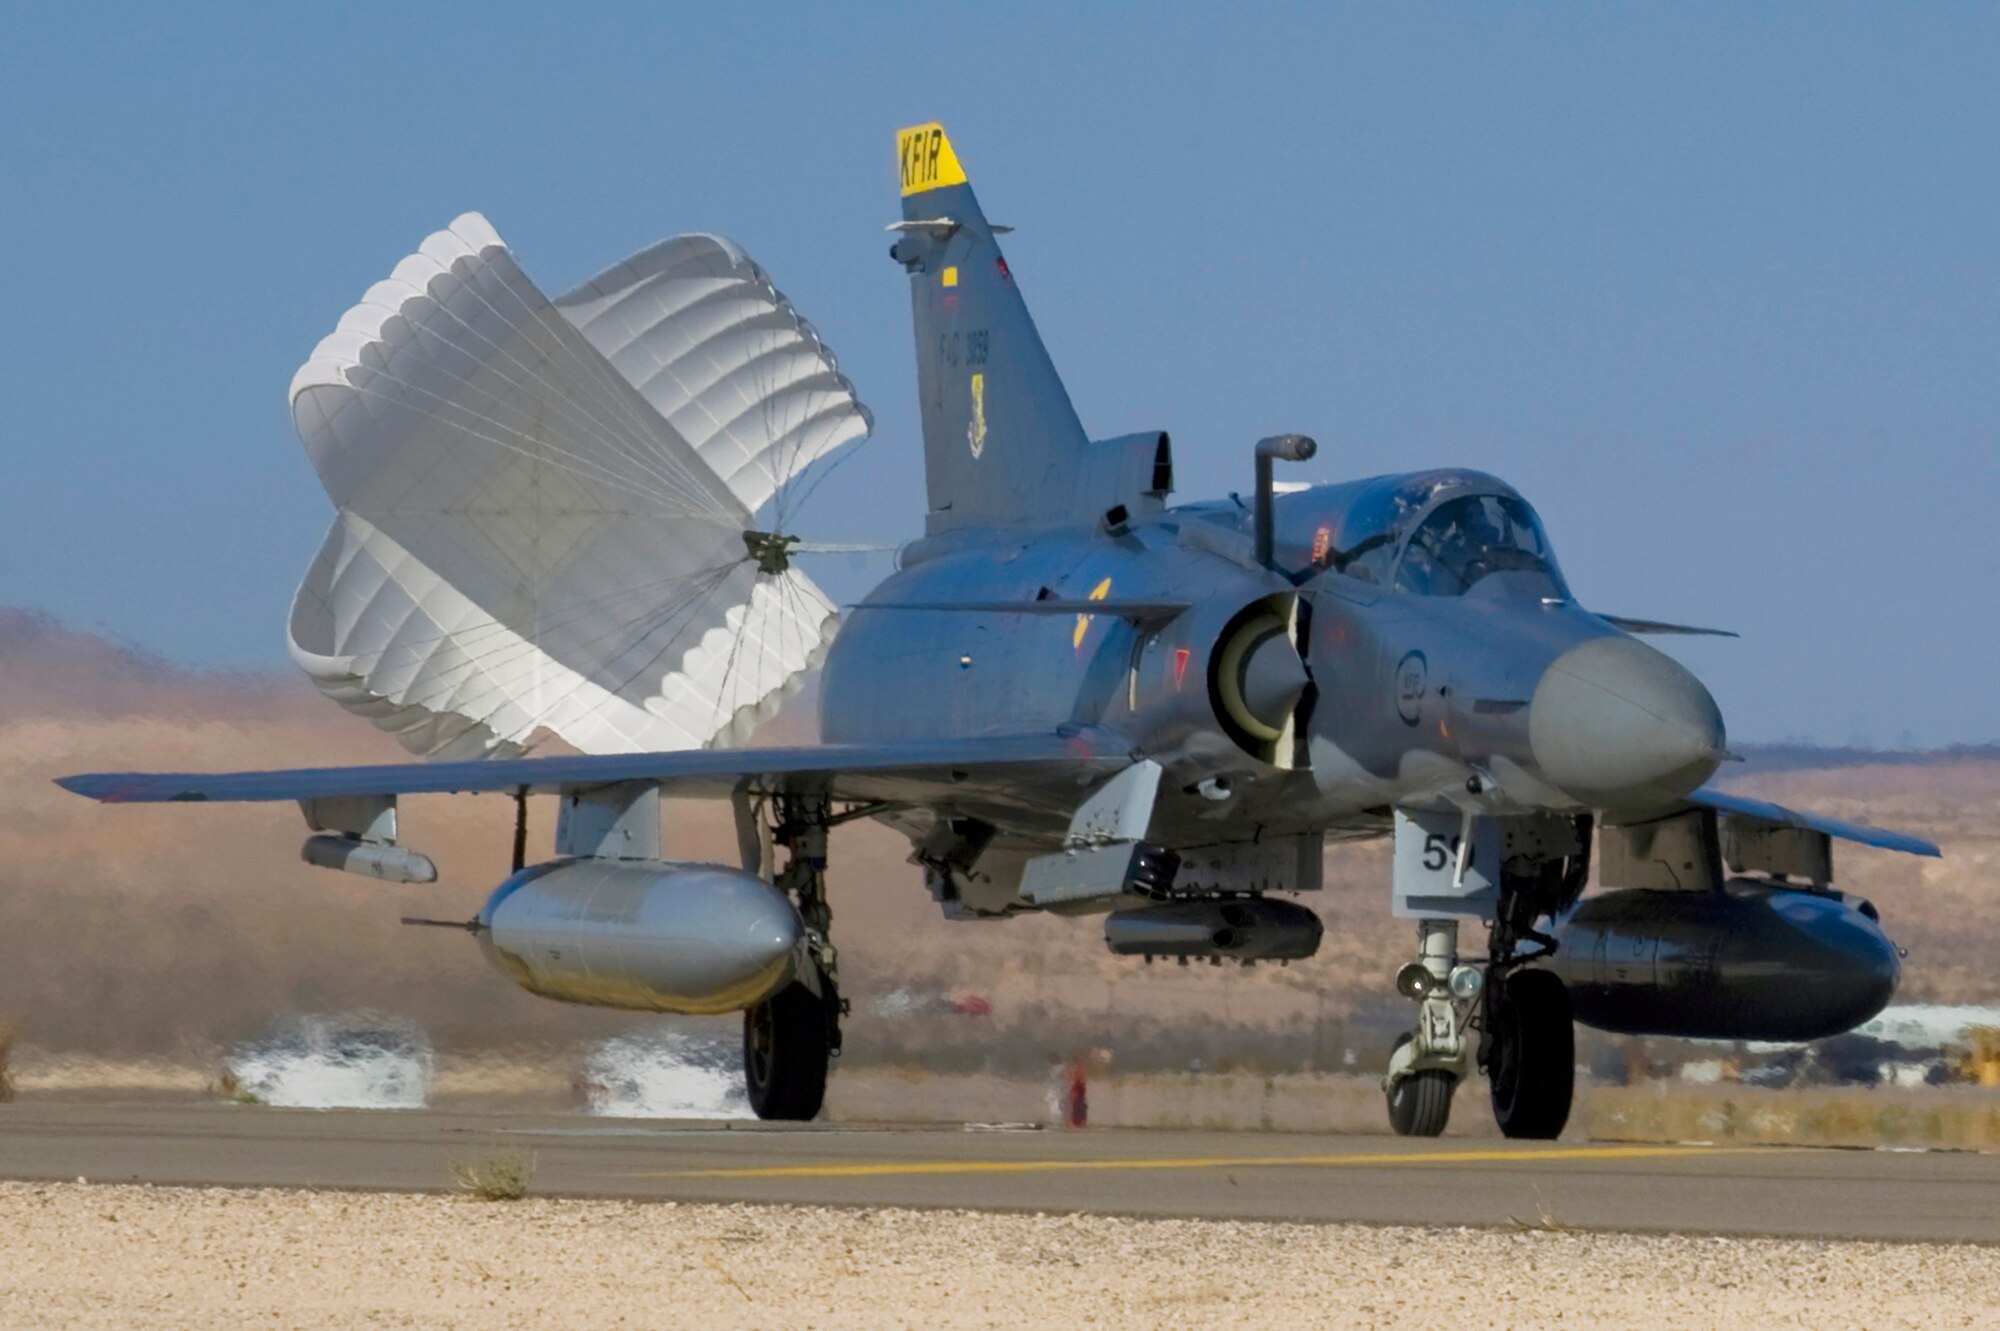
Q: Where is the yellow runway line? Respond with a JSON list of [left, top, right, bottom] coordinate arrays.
[[652, 1143, 1772, 1181]]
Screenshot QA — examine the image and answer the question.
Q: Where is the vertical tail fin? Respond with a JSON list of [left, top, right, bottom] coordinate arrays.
[[891, 123, 1088, 534]]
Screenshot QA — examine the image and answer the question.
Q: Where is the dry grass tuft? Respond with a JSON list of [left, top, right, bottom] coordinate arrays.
[[449, 1144, 535, 1201], [1507, 1185, 1573, 1233]]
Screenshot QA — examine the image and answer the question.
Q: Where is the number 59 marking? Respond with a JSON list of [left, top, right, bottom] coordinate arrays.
[[1421, 832, 1473, 874]]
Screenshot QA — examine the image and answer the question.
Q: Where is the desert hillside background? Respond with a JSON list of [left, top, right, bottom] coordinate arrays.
[[2, 605, 1994, 1071]]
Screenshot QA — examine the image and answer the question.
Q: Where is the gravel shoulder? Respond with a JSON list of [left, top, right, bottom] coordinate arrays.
[[1, 1181, 1995, 1330]]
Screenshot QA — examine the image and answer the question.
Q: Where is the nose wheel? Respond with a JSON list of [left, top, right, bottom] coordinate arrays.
[[1382, 919, 1472, 1136], [1385, 1034, 1455, 1136]]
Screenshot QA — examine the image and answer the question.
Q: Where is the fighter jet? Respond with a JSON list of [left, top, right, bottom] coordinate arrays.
[[59, 124, 1937, 1138]]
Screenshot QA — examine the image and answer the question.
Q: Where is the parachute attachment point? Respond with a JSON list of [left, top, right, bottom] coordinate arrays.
[[743, 531, 799, 577]]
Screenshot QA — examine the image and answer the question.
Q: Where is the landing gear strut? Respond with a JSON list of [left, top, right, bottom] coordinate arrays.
[[743, 795, 846, 1121], [1382, 918, 1471, 1137], [1383, 816, 1589, 1139]]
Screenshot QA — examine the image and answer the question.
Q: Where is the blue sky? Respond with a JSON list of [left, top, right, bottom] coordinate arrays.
[[2, 4, 1993, 745]]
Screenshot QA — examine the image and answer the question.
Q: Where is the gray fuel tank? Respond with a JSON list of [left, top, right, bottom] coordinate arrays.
[[1547, 881, 1898, 1041], [477, 859, 801, 1015]]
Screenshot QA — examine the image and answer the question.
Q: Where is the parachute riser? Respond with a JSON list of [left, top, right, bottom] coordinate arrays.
[[743, 530, 798, 576]]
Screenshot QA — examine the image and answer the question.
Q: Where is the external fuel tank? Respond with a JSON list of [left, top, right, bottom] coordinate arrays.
[[1546, 881, 1899, 1041], [476, 859, 801, 1016]]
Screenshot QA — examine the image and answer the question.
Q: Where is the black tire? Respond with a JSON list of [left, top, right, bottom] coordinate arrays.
[[743, 980, 832, 1121], [1488, 969, 1574, 1140], [1386, 1034, 1454, 1137]]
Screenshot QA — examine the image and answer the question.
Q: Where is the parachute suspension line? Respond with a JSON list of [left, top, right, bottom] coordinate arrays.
[[568, 562, 762, 727], [338, 374, 725, 522], [765, 307, 875, 537], [766, 292, 811, 533], [402, 560, 744, 728], [778, 402, 874, 533], [397, 320, 731, 524], [764, 323, 854, 537], [393, 304, 731, 528], [776, 564, 805, 721], [444, 252, 743, 521], [706, 566, 762, 746], [374, 266, 723, 516], [383, 566, 739, 733], [372, 560, 737, 704], [320, 556, 747, 669]]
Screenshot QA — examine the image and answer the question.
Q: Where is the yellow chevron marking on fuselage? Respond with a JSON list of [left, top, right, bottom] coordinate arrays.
[[1073, 577, 1113, 650], [967, 373, 986, 458]]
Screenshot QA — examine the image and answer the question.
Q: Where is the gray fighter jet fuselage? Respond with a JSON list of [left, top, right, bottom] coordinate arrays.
[[827, 467, 1725, 891]]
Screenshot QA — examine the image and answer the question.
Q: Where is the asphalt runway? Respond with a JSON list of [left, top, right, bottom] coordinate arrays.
[[1, 1101, 1995, 1243]]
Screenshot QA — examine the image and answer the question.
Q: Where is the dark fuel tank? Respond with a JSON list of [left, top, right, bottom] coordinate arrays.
[[1103, 897, 1323, 962], [1545, 881, 1899, 1041]]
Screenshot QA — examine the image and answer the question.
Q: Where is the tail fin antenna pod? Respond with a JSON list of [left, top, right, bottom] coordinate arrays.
[[891, 123, 1088, 534]]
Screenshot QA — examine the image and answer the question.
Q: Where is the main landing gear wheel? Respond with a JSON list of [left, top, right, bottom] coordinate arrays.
[[1487, 968, 1574, 1140], [1385, 1034, 1455, 1137], [744, 978, 835, 1121]]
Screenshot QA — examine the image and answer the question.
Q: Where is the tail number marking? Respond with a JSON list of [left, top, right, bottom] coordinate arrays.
[[938, 330, 990, 368]]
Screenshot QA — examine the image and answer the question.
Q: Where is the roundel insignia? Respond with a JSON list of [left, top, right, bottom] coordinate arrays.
[[1395, 650, 1428, 726]]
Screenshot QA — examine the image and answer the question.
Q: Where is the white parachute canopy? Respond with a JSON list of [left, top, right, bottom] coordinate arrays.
[[286, 213, 872, 759]]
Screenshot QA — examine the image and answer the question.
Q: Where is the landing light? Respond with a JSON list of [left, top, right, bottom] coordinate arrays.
[[1448, 964, 1484, 1001], [1395, 962, 1434, 1000]]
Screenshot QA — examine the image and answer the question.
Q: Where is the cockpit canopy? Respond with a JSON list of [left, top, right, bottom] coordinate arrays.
[[1285, 470, 1569, 601]]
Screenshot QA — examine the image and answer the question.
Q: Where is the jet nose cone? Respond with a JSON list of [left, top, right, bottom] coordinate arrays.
[[1529, 636, 1725, 812]]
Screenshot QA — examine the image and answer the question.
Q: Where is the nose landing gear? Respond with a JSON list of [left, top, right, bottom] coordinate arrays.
[[1383, 815, 1589, 1139], [1382, 918, 1473, 1137]]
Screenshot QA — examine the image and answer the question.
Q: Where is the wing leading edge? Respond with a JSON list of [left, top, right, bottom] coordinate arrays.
[[57, 728, 1137, 809], [1687, 788, 1941, 859]]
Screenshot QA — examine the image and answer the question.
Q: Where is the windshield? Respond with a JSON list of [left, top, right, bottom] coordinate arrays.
[[1319, 477, 1436, 585], [1393, 494, 1566, 598]]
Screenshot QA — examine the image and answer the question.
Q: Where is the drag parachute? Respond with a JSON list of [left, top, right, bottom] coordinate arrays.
[[285, 213, 872, 759]]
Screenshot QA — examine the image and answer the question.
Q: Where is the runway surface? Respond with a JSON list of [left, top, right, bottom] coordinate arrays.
[[2, 1101, 1995, 1243]]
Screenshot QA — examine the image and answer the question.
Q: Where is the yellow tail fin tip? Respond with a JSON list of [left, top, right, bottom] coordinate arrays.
[[897, 123, 968, 197]]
